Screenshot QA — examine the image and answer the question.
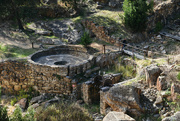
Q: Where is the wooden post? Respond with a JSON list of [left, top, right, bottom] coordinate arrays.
[[32, 42, 34, 49], [103, 45, 106, 54], [144, 50, 146, 60]]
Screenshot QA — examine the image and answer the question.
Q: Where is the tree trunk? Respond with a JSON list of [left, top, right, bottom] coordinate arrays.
[[11, 0, 24, 30], [74, 0, 78, 11]]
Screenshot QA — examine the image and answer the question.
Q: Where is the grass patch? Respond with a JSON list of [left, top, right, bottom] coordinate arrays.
[[62, 38, 69, 43], [9, 47, 36, 58], [136, 59, 151, 67], [0, 44, 36, 58], [44, 35, 58, 39], [123, 75, 145, 86], [154, 58, 167, 65], [72, 16, 85, 23], [106, 57, 136, 79], [83, 103, 100, 114], [177, 72, 180, 81], [35, 102, 93, 121]]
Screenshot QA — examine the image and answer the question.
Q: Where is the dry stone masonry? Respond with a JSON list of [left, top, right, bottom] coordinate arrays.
[[0, 45, 122, 96]]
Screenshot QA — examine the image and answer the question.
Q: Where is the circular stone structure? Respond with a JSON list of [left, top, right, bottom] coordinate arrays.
[[28, 45, 94, 76]]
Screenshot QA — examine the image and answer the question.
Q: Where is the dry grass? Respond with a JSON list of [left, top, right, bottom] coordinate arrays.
[[35, 102, 93, 121]]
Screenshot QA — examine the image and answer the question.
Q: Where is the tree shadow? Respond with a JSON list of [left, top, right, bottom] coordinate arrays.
[[86, 46, 100, 55]]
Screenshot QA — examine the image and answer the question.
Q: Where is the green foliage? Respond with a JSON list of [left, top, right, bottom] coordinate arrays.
[[80, 32, 92, 47], [115, 64, 136, 78], [11, 98, 18, 106], [23, 107, 36, 121], [0, 45, 9, 52], [177, 72, 180, 81], [123, 0, 153, 32], [10, 106, 36, 121], [10, 106, 23, 121], [155, 22, 163, 33], [0, 106, 9, 121], [105, 57, 136, 79], [0, 86, 10, 121], [83, 103, 100, 113], [11, 87, 39, 106]]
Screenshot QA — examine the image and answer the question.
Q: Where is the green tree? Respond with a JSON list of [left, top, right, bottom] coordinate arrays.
[[80, 31, 92, 47], [0, 0, 40, 30], [123, 0, 153, 32]]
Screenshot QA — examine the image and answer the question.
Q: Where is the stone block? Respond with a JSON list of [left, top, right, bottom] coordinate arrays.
[[69, 65, 77, 77], [57, 66, 68, 76], [14, 85, 21, 91], [103, 111, 135, 121], [157, 76, 167, 91], [145, 65, 162, 87]]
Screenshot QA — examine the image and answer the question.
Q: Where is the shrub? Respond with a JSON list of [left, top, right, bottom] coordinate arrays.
[[23, 107, 36, 121], [0, 106, 9, 121], [155, 22, 163, 33], [35, 102, 93, 121], [11, 98, 17, 106], [0, 86, 9, 121], [80, 31, 92, 47], [123, 0, 153, 32], [177, 72, 180, 81], [10, 106, 23, 121]]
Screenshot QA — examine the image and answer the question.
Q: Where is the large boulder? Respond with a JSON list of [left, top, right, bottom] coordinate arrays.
[[15, 98, 28, 111], [103, 84, 143, 116], [29, 93, 48, 105], [145, 65, 162, 87], [103, 111, 135, 121]]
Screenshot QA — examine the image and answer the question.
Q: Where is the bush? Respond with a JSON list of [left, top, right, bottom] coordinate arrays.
[[11, 98, 17, 106], [10, 106, 23, 121], [0, 106, 9, 121], [80, 31, 92, 47], [123, 0, 153, 32], [23, 107, 36, 121], [10, 106, 36, 121], [155, 22, 163, 33], [35, 102, 93, 121]]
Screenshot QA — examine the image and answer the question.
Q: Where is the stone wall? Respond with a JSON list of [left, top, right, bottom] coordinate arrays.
[[0, 59, 72, 95], [146, 0, 180, 32], [29, 45, 95, 77], [0, 47, 122, 95], [82, 20, 117, 45], [81, 73, 121, 104]]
